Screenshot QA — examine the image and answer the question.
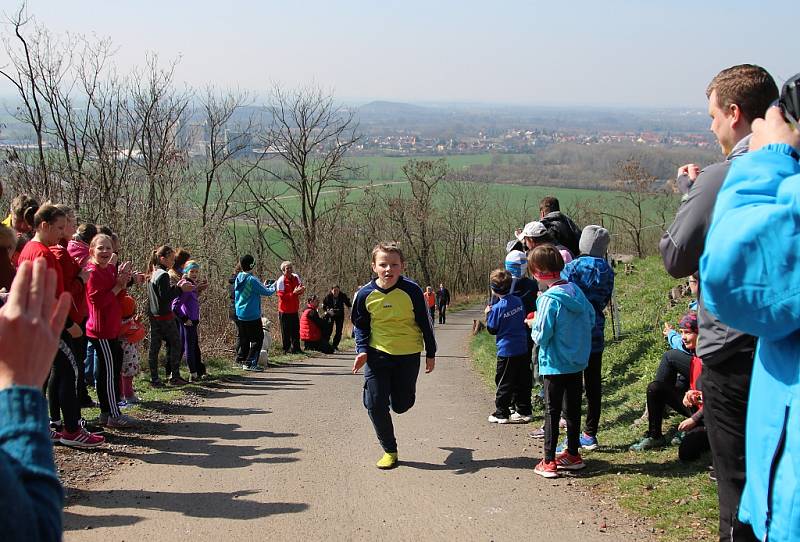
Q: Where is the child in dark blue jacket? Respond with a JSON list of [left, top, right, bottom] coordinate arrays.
[[485, 269, 530, 424], [560, 225, 614, 450]]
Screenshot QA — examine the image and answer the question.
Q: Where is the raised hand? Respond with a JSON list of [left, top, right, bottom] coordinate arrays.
[[0, 259, 71, 389]]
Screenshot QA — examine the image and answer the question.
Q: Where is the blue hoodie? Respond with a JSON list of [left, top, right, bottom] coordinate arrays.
[[234, 272, 276, 322], [530, 281, 595, 376], [700, 144, 800, 542], [485, 294, 528, 357], [562, 255, 614, 353]]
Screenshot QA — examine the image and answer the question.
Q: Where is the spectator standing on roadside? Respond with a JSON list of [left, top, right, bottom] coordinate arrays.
[[322, 285, 351, 351], [234, 255, 276, 371], [423, 286, 436, 324], [700, 105, 800, 542], [275, 261, 305, 354], [559, 225, 614, 452], [659, 64, 777, 542], [516, 221, 573, 265], [538, 196, 582, 258], [436, 283, 450, 324]]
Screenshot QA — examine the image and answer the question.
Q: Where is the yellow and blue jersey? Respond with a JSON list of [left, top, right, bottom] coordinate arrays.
[[352, 276, 436, 357]]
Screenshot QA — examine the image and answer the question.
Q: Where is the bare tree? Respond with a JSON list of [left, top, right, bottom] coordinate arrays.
[[601, 158, 666, 258], [245, 84, 360, 265], [385, 159, 448, 287], [0, 5, 49, 193]]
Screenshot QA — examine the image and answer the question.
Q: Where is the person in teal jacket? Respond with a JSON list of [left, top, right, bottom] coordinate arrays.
[[233, 255, 276, 371], [700, 106, 800, 542], [526, 245, 595, 478]]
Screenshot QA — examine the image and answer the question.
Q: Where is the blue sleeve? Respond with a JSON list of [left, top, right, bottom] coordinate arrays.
[[485, 303, 500, 335], [700, 145, 800, 340], [530, 295, 556, 347], [249, 275, 276, 298], [0, 387, 63, 541], [666, 329, 687, 353], [351, 286, 372, 354], [406, 280, 437, 357]]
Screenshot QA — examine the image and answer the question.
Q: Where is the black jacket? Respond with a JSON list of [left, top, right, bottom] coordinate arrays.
[[322, 292, 352, 319], [540, 211, 581, 257]]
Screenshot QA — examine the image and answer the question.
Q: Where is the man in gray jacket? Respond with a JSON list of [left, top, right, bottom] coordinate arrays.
[[659, 64, 777, 542]]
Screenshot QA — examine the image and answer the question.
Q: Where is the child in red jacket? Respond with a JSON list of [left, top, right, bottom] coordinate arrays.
[[119, 295, 145, 405]]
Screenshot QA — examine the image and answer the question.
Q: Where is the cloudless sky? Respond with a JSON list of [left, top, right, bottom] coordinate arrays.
[[0, 0, 795, 108]]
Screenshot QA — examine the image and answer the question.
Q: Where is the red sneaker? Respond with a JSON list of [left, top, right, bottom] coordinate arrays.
[[554, 450, 586, 471], [534, 458, 559, 478], [49, 426, 62, 443], [60, 428, 105, 449]]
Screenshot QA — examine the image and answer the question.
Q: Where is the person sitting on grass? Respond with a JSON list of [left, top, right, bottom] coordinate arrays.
[[351, 243, 436, 470], [630, 312, 705, 454], [300, 295, 334, 354], [526, 245, 594, 478], [233, 255, 276, 372], [484, 269, 531, 425]]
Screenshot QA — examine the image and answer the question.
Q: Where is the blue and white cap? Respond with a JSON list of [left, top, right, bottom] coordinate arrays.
[[504, 250, 527, 278]]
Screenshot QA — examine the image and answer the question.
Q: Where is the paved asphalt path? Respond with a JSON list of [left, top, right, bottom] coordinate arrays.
[[64, 307, 653, 541]]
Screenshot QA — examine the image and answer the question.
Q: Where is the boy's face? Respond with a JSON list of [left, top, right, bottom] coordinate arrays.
[[371, 250, 404, 288], [680, 328, 698, 350], [187, 268, 199, 281]]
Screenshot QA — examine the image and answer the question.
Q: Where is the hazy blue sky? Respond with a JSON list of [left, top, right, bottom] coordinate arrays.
[[0, 1, 795, 108]]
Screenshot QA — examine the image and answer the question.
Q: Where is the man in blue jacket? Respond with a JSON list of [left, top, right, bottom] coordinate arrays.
[[701, 106, 800, 542]]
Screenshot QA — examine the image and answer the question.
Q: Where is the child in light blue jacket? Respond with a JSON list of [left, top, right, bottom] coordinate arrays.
[[233, 254, 276, 371], [526, 245, 594, 478]]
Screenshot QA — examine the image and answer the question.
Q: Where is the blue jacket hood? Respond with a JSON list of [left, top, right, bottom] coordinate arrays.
[[562, 256, 614, 352]]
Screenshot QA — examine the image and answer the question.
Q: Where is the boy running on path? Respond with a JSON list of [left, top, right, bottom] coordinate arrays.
[[351, 243, 436, 469]]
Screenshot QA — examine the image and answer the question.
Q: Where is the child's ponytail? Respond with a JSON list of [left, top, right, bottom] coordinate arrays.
[[147, 245, 173, 276]]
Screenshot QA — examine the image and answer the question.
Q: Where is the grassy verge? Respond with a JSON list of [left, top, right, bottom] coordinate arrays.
[[469, 256, 717, 542]]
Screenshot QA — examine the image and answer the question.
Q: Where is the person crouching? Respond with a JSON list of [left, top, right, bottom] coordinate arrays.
[[300, 295, 334, 354]]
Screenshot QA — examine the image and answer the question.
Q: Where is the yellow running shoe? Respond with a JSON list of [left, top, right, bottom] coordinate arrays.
[[376, 452, 398, 469]]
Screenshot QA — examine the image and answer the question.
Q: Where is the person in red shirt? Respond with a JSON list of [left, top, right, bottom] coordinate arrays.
[[423, 286, 436, 325], [85, 233, 136, 429], [18, 204, 103, 448], [49, 205, 94, 409], [275, 261, 305, 354], [300, 295, 333, 354]]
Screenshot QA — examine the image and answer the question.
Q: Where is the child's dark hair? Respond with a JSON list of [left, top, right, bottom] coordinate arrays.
[[371, 242, 405, 263], [148, 245, 174, 273], [489, 269, 512, 295], [97, 224, 114, 237], [308, 294, 319, 303], [76, 223, 98, 244], [33, 203, 67, 229], [528, 245, 565, 274], [175, 248, 191, 269]]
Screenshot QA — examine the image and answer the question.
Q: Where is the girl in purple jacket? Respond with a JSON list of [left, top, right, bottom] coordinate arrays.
[[172, 260, 206, 381]]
